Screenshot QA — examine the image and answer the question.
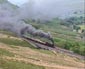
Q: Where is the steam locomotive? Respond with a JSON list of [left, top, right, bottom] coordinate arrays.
[[22, 35, 55, 48], [20, 26, 55, 48]]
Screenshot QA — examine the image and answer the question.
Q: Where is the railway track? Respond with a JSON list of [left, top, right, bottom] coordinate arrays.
[[54, 47, 85, 60], [34, 43, 85, 60], [22, 36, 85, 60]]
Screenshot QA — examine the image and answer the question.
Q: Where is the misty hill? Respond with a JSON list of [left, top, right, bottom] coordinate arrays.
[[0, 0, 53, 42], [0, 0, 18, 19], [0, 1, 85, 69], [19, 0, 84, 20], [0, 0, 84, 21], [0, 0, 84, 56]]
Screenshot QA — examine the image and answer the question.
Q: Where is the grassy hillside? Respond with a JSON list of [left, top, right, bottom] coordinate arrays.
[[0, 33, 85, 69], [78, 25, 85, 30], [0, 0, 7, 3], [0, 0, 84, 69], [23, 17, 85, 56], [0, 0, 18, 9], [0, 58, 45, 69]]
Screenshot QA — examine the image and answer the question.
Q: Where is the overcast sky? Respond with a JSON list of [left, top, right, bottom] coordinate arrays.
[[8, 0, 28, 6]]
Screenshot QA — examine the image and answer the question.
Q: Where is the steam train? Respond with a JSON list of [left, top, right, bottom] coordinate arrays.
[[20, 26, 55, 48], [22, 35, 55, 48]]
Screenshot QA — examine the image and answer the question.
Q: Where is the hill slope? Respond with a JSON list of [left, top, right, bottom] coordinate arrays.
[[0, 1, 85, 69], [0, 0, 18, 19], [0, 33, 85, 69]]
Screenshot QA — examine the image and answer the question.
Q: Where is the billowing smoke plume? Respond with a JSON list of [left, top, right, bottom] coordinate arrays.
[[1, 0, 84, 42], [0, 0, 53, 41], [0, 17, 52, 40]]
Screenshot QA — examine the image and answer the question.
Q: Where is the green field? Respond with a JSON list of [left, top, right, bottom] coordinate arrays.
[[78, 25, 85, 30], [0, 57, 45, 69]]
